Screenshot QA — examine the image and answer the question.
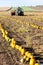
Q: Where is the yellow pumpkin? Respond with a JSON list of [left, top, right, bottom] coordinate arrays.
[[23, 55, 26, 59], [26, 57, 29, 61], [5, 35, 8, 41], [25, 51, 29, 56], [15, 45, 19, 49], [12, 38, 16, 43], [10, 38, 16, 48], [5, 30, 8, 35], [8, 38, 11, 42], [35, 63, 39, 65], [29, 58, 36, 65], [1, 29, 5, 33], [10, 42, 15, 48], [3, 32, 5, 37], [19, 46, 22, 51], [21, 48, 25, 55], [27, 53, 33, 59]]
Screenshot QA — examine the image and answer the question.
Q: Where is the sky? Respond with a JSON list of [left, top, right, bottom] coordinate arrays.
[[0, 0, 43, 7]]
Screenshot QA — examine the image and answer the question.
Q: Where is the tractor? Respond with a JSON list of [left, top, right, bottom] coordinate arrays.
[[11, 7, 24, 16]]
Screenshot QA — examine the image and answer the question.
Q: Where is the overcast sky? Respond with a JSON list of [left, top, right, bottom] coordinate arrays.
[[0, 0, 43, 7]]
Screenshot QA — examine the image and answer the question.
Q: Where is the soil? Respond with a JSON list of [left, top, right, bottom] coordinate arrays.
[[0, 12, 43, 65]]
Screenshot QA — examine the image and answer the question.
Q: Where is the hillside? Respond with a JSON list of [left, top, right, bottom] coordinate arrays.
[[30, 6, 43, 11], [0, 6, 43, 12]]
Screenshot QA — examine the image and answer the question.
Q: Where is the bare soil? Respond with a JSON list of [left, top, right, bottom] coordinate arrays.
[[0, 11, 43, 65]]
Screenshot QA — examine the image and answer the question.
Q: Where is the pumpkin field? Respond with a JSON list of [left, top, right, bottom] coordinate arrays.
[[0, 11, 43, 65]]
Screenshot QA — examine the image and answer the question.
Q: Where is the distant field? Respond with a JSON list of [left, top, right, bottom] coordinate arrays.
[[13, 6, 43, 12], [0, 6, 43, 12], [21, 6, 35, 12], [12, 6, 36, 12]]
